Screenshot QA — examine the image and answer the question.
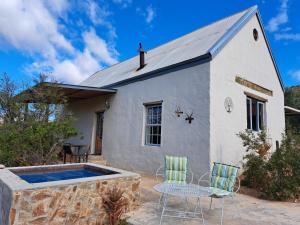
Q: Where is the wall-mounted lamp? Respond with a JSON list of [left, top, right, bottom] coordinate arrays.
[[105, 99, 110, 110], [175, 105, 183, 117]]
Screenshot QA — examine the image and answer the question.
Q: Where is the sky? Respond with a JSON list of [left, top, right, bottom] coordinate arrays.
[[0, 0, 299, 87]]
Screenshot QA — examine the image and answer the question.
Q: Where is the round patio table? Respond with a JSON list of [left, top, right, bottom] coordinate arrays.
[[154, 182, 212, 225]]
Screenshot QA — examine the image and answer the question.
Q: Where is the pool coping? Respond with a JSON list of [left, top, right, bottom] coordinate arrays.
[[0, 163, 139, 191]]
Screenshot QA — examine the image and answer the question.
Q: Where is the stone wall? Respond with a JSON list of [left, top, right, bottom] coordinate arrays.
[[8, 176, 140, 225]]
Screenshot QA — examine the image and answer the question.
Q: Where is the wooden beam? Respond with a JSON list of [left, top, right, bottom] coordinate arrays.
[[235, 76, 273, 96], [244, 91, 268, 102]]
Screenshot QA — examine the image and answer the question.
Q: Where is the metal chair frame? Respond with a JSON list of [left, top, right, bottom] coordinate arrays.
[[197, 163, 241, 225], [155, 158, 194, 209]]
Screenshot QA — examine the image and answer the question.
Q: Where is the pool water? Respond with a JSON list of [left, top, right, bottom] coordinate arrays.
[[18, 168, 109, 183]]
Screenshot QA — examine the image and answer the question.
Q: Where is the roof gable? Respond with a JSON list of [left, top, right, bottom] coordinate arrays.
[[80, 5, 284, 91]]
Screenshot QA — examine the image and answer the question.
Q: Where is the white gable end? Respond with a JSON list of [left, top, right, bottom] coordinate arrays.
[[210, 13, 285, 165]]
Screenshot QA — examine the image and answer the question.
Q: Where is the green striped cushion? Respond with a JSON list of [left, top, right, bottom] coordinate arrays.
[[210, 163, 239, 192], [165, 155, 187, 184]]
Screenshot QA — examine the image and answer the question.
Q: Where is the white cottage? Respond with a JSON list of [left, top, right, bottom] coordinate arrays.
[[64, 5, 285, 177]]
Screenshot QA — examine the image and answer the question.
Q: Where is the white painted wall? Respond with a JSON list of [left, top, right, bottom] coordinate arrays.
[[102, 63, 211, 177], [210, 14, 285, 167], [67, 96, 109, 154]]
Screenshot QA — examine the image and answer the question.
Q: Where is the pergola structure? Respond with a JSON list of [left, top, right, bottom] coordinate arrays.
[[18, 82, 117, 103], [284, 106, 300, 117]]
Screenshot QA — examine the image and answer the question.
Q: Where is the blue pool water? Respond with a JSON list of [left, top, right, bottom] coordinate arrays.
[[18, 168, 110, 183]]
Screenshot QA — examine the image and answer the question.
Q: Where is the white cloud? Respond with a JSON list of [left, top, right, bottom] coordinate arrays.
[[145, 5, 155, 24], [275, 33, 300, 41], [53, 49, 101, 84], [0, 0, 119, 84], [281, 27, 292, 32], [87, 0, 111, 26], [266, 0, 289, 32], [112, 0, 132, 8], [136, 5, 156, 24], [0, 0, 74, 60], [83, 29, 118, 65], [289, 70, 300, 81], [44, 0, 69, 17], [86, 0, 117, 41]]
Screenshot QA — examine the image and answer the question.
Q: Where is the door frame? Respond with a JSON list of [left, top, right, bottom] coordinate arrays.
[[92, 111, 105, 155]]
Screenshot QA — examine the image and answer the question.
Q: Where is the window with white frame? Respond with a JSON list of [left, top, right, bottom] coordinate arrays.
[[145, 103, 162, 145], [247, 97, 265, 131]]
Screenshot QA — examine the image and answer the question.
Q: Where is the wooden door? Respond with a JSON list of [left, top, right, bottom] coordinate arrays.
[[95, 112, 104, 155]]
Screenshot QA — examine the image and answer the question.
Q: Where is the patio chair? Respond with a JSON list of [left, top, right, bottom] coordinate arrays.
[[156, 155, 193, 207], [198, 162, 240, 225], [71, 145, 90, 163], [156, 155, 194, 184]]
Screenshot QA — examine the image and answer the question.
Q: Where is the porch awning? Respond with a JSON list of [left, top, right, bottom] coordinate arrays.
[[285, 106, 300, 116], [18, 82, 117, 103]]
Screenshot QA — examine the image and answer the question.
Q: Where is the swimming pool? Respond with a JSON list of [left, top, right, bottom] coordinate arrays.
[[17, 168, 117, 183]]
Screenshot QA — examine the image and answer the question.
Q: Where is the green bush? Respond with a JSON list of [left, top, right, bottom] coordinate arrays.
[[0, 73, 78, 166], [0, 120, 77, 166], [238, 130, 300, 200], [241, 153, 266, 189], [262, 135, 300, 200]]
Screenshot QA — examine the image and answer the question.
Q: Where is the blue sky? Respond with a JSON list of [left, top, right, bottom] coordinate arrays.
[[0, 0, 299, 87]]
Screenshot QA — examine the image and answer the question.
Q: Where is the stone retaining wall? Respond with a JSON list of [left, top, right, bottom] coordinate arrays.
[[9, 176, 140, 225], [0, 164, 140, 225]]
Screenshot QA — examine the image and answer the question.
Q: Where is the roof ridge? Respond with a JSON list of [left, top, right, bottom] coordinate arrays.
[[80, 5, 257, 85], [209, 5, 258, 57]]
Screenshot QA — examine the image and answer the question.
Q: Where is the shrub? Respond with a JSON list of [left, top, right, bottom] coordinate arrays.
[[241, 153, 267, 189], [0, 73, 78, 166], [0, 120, 77, 166], [238, 130, 300, 200], [102, 186, 129, 225], [262, 134, 300, 200], [237, 129, 270, 189]]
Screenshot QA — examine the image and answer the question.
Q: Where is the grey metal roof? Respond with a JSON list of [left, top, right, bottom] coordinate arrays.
[[80, 5, 284, 91]]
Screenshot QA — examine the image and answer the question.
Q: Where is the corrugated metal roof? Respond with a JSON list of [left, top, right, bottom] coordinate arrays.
[[80, 6, 255, 88]]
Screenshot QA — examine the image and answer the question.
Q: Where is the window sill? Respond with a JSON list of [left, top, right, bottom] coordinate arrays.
[[144, 144, 161, 147], [247, 129, 264, 133]]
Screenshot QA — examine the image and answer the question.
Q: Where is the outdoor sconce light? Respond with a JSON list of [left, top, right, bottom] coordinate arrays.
[[185, 112, 194, 124], [175, 106, 183, 117], [105, 99, 110, 110]]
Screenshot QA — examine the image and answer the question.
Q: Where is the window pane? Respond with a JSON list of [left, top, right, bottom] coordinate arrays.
[[247, 98, 251, 129], [152, 135, 158, 145], [145, 104, 162, 145], [152, 114, 157, 124], [258, 103, 264, 130], [252, 99, 257, 131], [246, 96, 265, 131], [157, 135, 161, 145], [152, 126, 159, 135]]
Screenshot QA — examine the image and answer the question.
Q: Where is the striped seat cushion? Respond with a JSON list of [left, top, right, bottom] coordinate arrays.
[[165, 155, 187, 184], [210, 163, 239, 193]]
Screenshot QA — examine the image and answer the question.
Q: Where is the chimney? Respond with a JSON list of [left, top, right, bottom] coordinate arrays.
[[137, 42, 146, 70]]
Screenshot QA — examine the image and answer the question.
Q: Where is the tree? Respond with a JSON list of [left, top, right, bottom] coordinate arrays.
[[0, 73, 78, 166], [285, 85, 300, 135]]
